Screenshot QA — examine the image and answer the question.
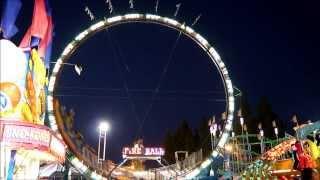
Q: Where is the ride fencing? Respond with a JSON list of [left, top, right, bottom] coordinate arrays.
[[151, 149, 203, 179]]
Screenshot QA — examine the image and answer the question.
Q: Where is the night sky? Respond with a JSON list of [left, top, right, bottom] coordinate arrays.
[[7, 0, 320, 162]]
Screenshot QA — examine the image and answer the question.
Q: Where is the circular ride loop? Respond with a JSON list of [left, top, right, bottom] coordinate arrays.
[[47, 13, 235, 179]]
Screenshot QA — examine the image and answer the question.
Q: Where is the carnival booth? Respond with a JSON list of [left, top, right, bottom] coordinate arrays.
[[0, 0, 66, 179], [0, 38, 66, 179]]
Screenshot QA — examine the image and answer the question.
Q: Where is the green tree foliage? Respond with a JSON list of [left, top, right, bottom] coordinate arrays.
[[162, 96, 285, 164]]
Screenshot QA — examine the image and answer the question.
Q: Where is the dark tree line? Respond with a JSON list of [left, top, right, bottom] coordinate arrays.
[[162, 95, 289, 164], [162, 119, 211, 164], [236, 94, 286, 138]]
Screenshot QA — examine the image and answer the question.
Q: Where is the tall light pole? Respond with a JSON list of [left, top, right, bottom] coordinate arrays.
[[98, 121, 110, 168], [209, 116, 217, 177], [209, 116, 217, 150], [272, 120, 279, 145], [244, 124, 252, 161], [258, 123, 264, 154]]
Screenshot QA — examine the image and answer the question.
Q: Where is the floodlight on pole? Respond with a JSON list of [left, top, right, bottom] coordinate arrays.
[[259, 129, 264, 154], [274, 127, 279, 144], [51, 62, 83, 76], [99, 122, 110, 132], [240, 117, 244, 126], [97, 121, 110, 168]]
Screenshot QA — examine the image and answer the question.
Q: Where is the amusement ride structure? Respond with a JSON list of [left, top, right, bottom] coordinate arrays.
[[1, 1, 320, 179], [47, 13, 235, 179]]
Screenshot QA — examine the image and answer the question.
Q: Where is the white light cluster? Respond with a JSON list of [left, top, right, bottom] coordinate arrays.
[[218, 61, 225, 69], [52, 64, 61, 74], [185, 26, 195, 34], [201, 159, 212, 168], [62, 43, 74, 57], [209, 47, 221, 61], [222, 68, 228, 75], [90, 21, 105, 31], [162, 17, 179, 26], [124, 13, 141, 20], [212, 150, 219, 157], [218, 133, 229, 148], [48, 109, 58, 131], [50, 123, 58, 132], [146, 14, 161, 20], [48, 114, 55, 122], [195, 34, 209, 48], [71, 158, 88, 173], [227, 115, 234, 122], [47, 95, 54, 111], [228, 96, 235, 112], [107, 16, 122, 23], [226, 79, 233, 93], [48, 76, 56, 91], [240, 117, 244, 125], [90, 172, 103, 180], [75, 30, 89, 41], [180, 23, 186, 30], [225, 123, 232, 131]]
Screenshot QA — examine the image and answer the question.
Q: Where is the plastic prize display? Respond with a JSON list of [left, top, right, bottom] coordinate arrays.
[[47, 13, 235, 179]]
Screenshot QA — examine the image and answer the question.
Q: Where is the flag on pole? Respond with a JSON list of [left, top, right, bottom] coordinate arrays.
[[19, 0, 53, 68], [38, 0, 53, 68], [19, 0, 49, 49], [0, 0, 22, 39], [30, 0, 49, 40], [38, 16, 53, 67]]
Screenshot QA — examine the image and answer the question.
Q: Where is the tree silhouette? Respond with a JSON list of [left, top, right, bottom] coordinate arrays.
[[163, 130, 175, 163], [256, 96, 279, 138]]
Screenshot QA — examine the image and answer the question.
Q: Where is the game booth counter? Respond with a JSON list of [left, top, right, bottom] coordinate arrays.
[[0, 120, 66, 179], [0, 39, 66, 179]]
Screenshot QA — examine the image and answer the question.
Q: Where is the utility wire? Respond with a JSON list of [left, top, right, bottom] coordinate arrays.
[[54, 94, 226, 102], [105, 29, 142, 127], [135, 31, 183, 139], [57, 86, 224, 94]]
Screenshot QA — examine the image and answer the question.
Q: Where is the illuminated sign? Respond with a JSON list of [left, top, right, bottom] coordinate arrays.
[[0, 120, 66, 162], [2, 124, 51, 148], [122, 146, 165, 159]]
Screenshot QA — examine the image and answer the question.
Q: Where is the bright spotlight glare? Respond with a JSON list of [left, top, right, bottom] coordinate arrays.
[[99, 122, 110, 132]]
